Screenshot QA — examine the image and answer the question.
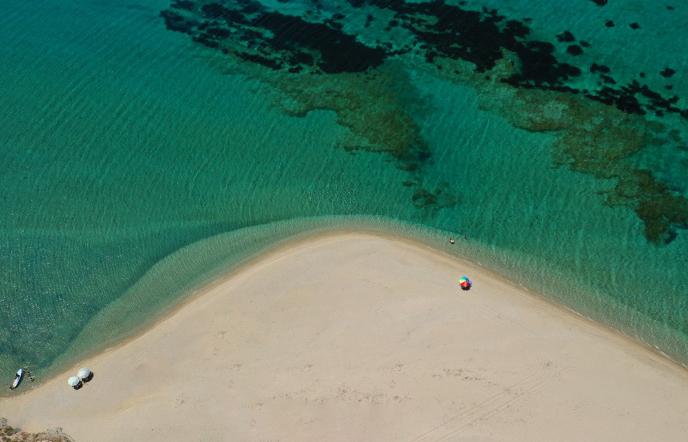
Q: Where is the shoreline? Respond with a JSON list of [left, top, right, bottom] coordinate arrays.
[[5, 226, 688, 399], [14, 227, 688, 396], [2, 232, 688, 440]]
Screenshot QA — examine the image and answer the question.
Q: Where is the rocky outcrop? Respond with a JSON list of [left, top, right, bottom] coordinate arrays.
[[0, 418, 73, 442]]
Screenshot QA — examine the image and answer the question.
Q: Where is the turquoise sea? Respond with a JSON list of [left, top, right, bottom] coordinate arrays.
[[1, 0, 687, 383]]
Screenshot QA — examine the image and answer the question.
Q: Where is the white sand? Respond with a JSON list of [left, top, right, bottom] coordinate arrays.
[[2, 233, 688, 441]]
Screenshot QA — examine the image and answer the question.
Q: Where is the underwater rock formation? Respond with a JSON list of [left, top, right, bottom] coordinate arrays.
[[160, 0, 688, 243]]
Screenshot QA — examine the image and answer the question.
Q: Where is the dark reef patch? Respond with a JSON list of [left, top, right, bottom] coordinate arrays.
[[566, 44, 583, 56], [556, 31, 576, 42], [161, 0, 685, 119], [590, 63, 611, 74], [160, 0, 688, 243], [193, 1, 387, 74], [660, 67, 676, 78], [480, 85, 688, 245], [411, 183, 459, 214], [173, 0, 194, 10]]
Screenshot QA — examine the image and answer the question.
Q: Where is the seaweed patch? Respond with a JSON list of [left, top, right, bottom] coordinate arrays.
[[160, 0, 688, 243]]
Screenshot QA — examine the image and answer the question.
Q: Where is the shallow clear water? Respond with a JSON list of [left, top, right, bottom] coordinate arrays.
[[1, 0, 687, 381]]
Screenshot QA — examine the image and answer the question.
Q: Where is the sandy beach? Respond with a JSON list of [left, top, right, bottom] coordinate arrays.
[[2, 233, 687, 441]]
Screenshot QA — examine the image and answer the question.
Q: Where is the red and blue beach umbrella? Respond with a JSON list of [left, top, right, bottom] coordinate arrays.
[[459, 276, 472, 290]]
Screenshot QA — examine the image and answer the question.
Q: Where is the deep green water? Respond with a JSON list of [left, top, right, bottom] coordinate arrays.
[[1, 0, 687, 383]]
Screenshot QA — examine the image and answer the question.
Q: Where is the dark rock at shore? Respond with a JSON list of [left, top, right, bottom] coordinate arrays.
[[0, 418, 73, 442]]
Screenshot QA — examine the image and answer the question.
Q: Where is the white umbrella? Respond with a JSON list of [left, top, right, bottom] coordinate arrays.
[[77, 368, 92, 381], [67, 376, 82, 389]]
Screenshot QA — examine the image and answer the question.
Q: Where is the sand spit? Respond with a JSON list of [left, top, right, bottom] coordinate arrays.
[[1, 234, 687, 441]]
